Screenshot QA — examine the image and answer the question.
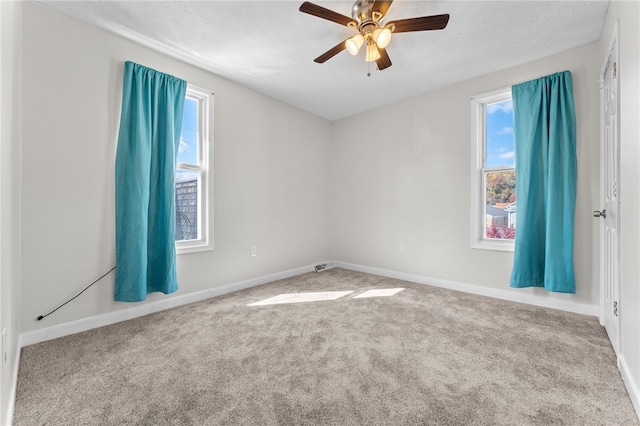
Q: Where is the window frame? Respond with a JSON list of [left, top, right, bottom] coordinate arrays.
[[175, 84, 213, 255], [470, 87, 515, 252]]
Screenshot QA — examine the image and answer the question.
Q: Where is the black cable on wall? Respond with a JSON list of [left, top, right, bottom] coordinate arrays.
[[36, 266, 116, 321]]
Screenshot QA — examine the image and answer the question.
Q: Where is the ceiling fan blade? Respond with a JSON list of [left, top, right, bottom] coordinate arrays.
[[388, 14, 450, 33], [371, 0, 393, 18], [376, 48, 392, 70], [299, 2, 357, 27], [314, 40, 347, 63]]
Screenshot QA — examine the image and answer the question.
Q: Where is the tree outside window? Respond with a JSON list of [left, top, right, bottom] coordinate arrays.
[[484, 98, 516, 241]]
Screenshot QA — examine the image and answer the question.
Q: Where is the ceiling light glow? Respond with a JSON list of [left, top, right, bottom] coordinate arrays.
[[365, 42, 381, 62], [373, 28, 392, 49], [346, 34, 364, 55]]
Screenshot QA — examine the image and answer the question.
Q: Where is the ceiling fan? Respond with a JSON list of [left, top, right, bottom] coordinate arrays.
[[299, 0, 450, 71]]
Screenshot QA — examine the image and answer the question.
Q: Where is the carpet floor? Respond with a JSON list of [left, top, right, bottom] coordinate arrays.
[[13, 268, 638, 425]]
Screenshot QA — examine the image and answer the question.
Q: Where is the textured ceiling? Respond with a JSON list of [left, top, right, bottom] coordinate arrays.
[[39, 1, 609, 121]]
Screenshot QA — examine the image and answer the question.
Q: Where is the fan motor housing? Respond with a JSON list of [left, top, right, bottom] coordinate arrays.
[[352, 0, 374, 23]]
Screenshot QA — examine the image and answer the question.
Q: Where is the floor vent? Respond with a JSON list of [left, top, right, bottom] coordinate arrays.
[[314, 263, 335, 273]]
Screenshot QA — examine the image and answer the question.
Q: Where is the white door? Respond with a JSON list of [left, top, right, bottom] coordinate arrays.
[[597, 24, 620, 355]]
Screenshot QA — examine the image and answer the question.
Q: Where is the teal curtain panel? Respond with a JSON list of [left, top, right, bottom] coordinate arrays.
[[115, 61, 187, 302], [510, 71, 577, 294]]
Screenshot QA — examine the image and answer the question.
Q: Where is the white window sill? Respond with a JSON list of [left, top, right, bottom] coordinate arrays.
[[471, 239, 514, 252], [176, 241, 213, 255]]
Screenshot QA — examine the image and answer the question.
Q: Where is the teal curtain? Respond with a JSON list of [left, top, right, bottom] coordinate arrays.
[[510, 71, 577, 294], [115, 61, 187, 302]]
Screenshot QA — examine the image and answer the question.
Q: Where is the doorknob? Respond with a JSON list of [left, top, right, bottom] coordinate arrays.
[[593, 209, 607, 218]]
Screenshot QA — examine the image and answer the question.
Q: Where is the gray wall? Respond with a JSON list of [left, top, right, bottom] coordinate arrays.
[[0, 1, 22, 423], [18, 1, 332, 334], [330, 43, 600, 307]]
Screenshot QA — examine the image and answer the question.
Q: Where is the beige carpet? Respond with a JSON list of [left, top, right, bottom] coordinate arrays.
[[13, 268, 638, 425]]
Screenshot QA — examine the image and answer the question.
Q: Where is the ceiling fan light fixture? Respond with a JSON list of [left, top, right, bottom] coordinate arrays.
[[372, 27, 392, 49], [300, 1, 451, 71], [346, 34, 365, 55], [365, 42, 381, 62]]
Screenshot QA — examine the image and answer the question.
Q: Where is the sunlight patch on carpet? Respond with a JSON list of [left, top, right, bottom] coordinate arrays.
[[247, 291, 354, 306], [248, 288, 406, 306], [353, 288, 405, 298]]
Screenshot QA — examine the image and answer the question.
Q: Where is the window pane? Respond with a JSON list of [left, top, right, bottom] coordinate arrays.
[[485, 170, 516, 240], [179, 97, 198, 166], [175, 170, 198, 241], [485, 99, 515, 168]]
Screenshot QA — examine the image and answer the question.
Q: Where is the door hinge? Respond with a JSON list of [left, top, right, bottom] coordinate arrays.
[[613, 301, 618, 317], [613, 62, 617, 78]]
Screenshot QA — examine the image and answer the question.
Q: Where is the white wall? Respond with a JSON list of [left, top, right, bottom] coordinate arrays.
[[0, 1, 22, 423], [19, 2, 331, 334], [600, 0, 640, 414], [330, 42, 600, 308]]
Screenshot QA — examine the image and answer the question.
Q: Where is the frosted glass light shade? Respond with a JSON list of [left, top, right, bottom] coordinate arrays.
[[346, 34, 364, 55], [373, 28, 392, 48], [365, 43, 381, 62]]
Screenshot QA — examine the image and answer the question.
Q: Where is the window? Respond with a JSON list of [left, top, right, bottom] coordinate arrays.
[[470, 88, 516, 251], [175, 85, 212, 254]]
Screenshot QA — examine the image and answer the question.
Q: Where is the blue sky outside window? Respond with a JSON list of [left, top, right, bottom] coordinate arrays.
[[486, 99, 515, 168], [178, 97, 198, 173]]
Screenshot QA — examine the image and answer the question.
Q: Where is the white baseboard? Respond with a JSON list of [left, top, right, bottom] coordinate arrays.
[[620, 354, 640, 421], [333, 261, 599, 317], [18, 260, 600, 346], [4, 338, 21, 426], [19, 264, 317, 347], [19, 260, 598, 348]]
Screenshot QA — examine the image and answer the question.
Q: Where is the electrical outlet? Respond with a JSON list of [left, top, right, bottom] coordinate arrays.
[[251, 246, 257, 257], [400, 242, 406, 252]]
